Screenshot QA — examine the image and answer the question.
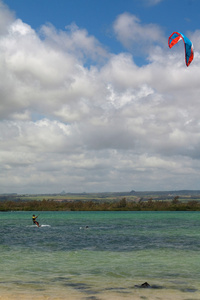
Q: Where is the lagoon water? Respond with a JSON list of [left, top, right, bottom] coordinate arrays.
[[1, 211, 200, 299]]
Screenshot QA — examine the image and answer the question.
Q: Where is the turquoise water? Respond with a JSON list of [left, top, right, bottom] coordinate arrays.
[[1, 211, 200, 298]]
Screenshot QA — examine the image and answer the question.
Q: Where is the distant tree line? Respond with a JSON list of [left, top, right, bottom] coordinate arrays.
[[1, 197, 200, 211]]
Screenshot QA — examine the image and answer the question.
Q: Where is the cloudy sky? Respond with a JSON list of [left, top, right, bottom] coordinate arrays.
[[1, 0, 200, 194]]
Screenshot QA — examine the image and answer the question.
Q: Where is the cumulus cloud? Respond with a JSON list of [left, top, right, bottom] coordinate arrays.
[[0, 3, 200, 193], [0, 1, 14, 34], [113, 13, 165, 51]]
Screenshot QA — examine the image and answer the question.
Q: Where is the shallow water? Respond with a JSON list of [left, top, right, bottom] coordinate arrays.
[[1, 211, 200, 299]]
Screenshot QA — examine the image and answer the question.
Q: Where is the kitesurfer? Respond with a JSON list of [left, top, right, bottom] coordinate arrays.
[[32, 214, 40, 227]]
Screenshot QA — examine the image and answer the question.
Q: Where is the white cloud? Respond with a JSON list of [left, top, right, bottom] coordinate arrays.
[[113, 13, 165, 51], [40, 22, 108, 63], [0, 5, 200, 193], [0, 1, 14, 35]]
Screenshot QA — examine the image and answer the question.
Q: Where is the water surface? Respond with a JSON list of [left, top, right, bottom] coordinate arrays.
[[1, 211, 200, 299]]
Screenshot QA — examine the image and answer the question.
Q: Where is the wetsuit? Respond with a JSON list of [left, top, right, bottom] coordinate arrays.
[[32, 215, 39, 227]]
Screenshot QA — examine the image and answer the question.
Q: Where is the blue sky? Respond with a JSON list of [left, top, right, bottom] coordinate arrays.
[[1, 0, 200, 194], [4, 0, 200, 61]]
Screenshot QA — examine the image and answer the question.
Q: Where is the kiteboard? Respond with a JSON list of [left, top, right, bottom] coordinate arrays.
[[27, 224, 51, 228]]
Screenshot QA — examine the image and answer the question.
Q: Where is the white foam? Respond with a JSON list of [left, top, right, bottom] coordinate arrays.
[[27, 224, 51, 228]]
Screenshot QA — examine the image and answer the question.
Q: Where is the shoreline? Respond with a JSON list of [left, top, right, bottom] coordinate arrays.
[[1, 285, 200, 300]]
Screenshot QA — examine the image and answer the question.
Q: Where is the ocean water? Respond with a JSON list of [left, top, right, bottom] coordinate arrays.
[[0, 211, 200, 299]]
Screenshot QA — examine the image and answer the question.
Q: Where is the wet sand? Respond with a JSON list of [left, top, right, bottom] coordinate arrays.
[[1, 287, 200, 300]]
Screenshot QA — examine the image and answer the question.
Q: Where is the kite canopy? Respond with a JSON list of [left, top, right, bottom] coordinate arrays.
[[168, 32, 194, 67]]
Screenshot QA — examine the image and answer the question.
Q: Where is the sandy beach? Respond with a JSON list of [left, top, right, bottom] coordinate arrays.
[[1, 288, 200, 300]]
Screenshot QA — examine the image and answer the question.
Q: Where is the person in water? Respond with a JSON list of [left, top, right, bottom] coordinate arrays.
[[32, 214, 40, 227]]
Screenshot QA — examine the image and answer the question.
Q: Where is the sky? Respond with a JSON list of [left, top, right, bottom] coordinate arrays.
[[1, 0, 200, 194]]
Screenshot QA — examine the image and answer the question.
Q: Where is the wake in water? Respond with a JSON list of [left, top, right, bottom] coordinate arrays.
[[27, 224, 51, 228]]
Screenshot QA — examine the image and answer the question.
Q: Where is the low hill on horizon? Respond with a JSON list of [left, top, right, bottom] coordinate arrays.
[[1, 189, 200, 203]]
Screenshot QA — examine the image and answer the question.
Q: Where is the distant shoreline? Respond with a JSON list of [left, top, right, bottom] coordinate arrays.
[[1, 190, 200, 211], [1, 197, 200, 211]]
